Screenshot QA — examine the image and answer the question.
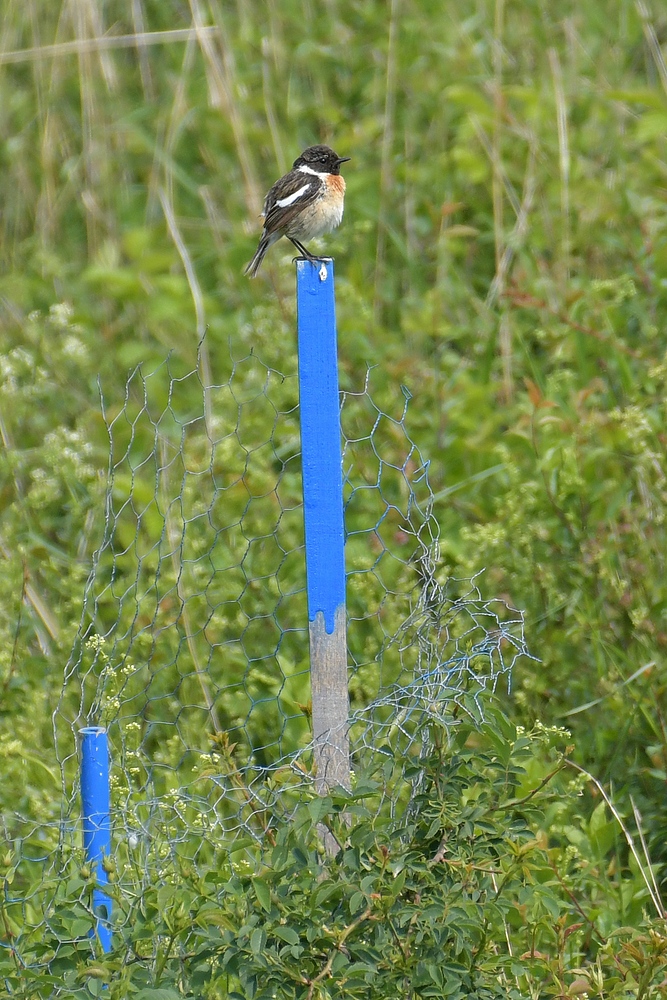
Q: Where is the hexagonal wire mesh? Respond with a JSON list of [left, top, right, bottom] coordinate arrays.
[[2, 349, 532, 974]]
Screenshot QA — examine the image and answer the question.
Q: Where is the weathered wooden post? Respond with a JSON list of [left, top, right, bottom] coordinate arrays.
[[296, 258, 350, 848]]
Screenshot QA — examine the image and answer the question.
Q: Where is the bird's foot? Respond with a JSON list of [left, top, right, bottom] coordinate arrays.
[[291, 253, 332, 264], [291, 255, 331, 282]]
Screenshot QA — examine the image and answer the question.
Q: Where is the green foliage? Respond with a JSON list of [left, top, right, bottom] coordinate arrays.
[[2, 0, 666, 794], [3, 709, 666, 998]]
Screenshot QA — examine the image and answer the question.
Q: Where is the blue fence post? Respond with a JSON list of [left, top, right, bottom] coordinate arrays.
[[296, 258, 351, 816], [80, 726, 113, 952]]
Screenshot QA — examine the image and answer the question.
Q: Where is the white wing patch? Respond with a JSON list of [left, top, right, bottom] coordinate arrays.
[[276, 183, 311, 208]]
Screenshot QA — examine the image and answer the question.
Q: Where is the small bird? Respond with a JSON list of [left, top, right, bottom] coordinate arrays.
[[245, 144, 350, 277]]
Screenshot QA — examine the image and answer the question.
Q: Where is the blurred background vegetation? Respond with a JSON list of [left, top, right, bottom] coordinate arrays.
[[1, 0, 667, 936]]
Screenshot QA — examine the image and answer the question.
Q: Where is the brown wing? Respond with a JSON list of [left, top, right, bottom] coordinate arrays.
[[262, 170, 320, 235]]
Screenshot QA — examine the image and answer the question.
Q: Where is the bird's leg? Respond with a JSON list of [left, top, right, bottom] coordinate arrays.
[[289, 238, 327, 264], [289, 238, 311, 257]]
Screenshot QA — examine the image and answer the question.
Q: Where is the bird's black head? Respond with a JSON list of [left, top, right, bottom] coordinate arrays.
[[294, 144, 350, 175]]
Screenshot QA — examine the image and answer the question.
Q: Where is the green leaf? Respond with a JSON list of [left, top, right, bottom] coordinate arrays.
[[349, 891, 366, 914], [636, 111, 667, 143], [308, 796, 331, 824], [426, 962, 444, 987], [608, 88, 666, 109], [314, 880, 340, 907], [291, 846, 308, 866], [250, 927, 266, 954], [70, 919, 94, 938], [444, 84, 491, 115], [252, 878, 271, 913], [273, 925, 299, 946], [589, 801, 616, 857]]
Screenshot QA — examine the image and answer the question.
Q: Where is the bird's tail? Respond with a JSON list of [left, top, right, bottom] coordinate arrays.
[[244, 232, 273, 277]]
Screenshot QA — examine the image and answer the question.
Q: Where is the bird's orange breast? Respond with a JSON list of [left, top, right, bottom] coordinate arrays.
[[328, 174, 346, 196], [285, 173, 346, 240]]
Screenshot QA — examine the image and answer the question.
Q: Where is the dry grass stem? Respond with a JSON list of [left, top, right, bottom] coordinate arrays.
[[191, 0, 261, 217], [0, 26, 219, 65], [567, 760, 665, 919], [373, 0, 400, 323], [548, 47, 571, 283], [159, 187, 213, 435], [636, 1, 667, 97]]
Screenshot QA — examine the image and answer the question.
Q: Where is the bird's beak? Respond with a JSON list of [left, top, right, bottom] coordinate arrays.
[[336, 156, 351, 165]]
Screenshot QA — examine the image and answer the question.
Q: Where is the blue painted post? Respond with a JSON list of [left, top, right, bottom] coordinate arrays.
[[296, 258, 351, 811], [80, 726, 113, 952]]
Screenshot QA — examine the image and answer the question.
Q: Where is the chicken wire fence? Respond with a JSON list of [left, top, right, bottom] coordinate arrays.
[[1, 349, 530, 977]]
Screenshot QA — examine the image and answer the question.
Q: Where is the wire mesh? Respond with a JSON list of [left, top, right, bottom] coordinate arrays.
[[1, 349, 531, 986]]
